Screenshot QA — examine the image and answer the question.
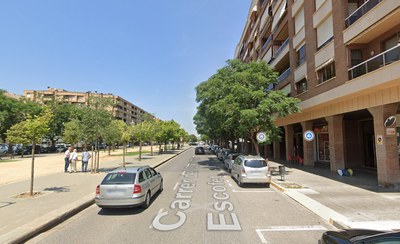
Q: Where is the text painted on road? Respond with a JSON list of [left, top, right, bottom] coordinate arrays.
[[207, 176, 241, 231], [152, 163, 198, 231]]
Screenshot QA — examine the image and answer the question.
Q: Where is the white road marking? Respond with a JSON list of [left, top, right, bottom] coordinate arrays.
[[232, 189, 275, 193], [150, 209, 165, 228], [256, 225, 327, 244], [173, 182, 179, 190]]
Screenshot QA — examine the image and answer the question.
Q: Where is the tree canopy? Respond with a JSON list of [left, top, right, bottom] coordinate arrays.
[[194, 59, 300, 155]]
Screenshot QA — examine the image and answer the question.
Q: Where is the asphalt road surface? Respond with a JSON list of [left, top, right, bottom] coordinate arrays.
[[29, 148, 334, 244]]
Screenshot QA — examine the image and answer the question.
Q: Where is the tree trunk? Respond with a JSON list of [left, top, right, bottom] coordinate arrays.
[[150, 141, 153, 156], [139, 139, 142, 161], [250, 136, 260, 156], [123, 142, 126, 167], [30, 141, 36, 196]]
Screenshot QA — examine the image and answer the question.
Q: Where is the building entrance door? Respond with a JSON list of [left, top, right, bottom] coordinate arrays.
[[317, 133, 330, 161], [363, 133, 376, 168]]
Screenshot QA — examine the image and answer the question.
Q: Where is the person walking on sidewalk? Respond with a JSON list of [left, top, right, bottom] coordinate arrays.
[[81, 148, 91, 172], [69, 149, 78, 173], [64, 147, 71, 173]]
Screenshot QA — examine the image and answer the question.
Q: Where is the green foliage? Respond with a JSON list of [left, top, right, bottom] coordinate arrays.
[[63, 119, 83, 145], [6, 108, 53, 146], [194, 59, 300, 152], [103, 120, 123, 147], [0, 90, 43, 142]]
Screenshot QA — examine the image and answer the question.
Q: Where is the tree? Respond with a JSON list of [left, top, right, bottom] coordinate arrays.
[[114, 120, 131, 166], [44, 102, 79, 150], [156, 120, 183, 151], [63, 119, 83, 146], [6, 109, 53, 196], [80, 96, 114, 173], [194, 59, 300, 155], [188, 134, 198, 143], [0, 90, 42, 157], [103, 120, 122, 155]]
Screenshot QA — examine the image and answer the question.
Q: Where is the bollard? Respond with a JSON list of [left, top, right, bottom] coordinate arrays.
[[279, 165, 285, 181]]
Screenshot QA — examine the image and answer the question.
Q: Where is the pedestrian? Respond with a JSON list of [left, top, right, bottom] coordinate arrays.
[[69, 148, 78, 173], [81, 148, 91, 172], [64, 147, 71, 173]]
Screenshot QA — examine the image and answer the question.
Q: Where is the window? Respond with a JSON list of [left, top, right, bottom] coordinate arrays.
[[350, 50, 362, 67], [296, 78, 308, 94], [297, 44, 306, 66], [294, 7, 304, 34], [139, 171, 146, 182], [144, 168, 152, 179], [317, 62, 336, 84], [316, 14, 333, 49]]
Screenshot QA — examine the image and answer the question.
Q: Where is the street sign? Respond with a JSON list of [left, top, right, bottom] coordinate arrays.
[[256, 132, 267, 143], [304, 130, 315, 142]]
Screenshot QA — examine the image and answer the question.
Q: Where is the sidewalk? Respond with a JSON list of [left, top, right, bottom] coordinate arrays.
[[0, 146, 188, 244], [269, 160, 400, 231]]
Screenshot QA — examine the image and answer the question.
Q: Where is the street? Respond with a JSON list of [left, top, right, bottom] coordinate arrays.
[[29, 148, 333, 244]]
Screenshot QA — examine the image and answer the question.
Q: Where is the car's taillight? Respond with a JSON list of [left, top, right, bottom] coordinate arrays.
[[241, 168, 246, 174], [96, 185, 100, 195], [133, 184, 142, 194]]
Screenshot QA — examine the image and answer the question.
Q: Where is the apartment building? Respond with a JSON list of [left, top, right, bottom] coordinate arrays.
[[24, 88, 152, 124], [236, 0, 400, 187]]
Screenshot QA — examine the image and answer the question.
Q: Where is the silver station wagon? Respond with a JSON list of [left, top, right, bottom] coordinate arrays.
[[95, 165, 163, 209], [231, 155, 271, 187]]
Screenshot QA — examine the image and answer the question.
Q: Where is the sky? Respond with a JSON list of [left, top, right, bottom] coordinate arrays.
[[0, 0, 250, 135]]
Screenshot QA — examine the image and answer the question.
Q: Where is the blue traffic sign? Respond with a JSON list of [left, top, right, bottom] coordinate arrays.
[[304, 130, 315, 142]]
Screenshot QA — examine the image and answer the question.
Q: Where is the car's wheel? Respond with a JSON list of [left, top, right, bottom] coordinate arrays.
[[159, 180, 163, 193], [142, 192, 151, 209]]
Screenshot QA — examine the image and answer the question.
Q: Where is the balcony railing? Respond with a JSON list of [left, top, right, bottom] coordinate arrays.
[[348, 44, 400, 80], [262, 35, 273, 50], [345, 0, 383, 27], [273, 38, 289, 58], [277, 68, 291, 84]]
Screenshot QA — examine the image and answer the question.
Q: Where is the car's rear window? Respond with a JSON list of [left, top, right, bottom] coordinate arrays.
[[101, 172, 136, 185], [232, 155, 239, 160], [244, 160, 267, 168]]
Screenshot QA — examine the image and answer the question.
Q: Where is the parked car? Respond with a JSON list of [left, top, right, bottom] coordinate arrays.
[[13, 144, 41, 155], [319, 228, 400, 243], [224, 153, 240, 173], [0, 144, 8, 154], [95, 165, 163, 209], [231, 155, 271, 187], [217, 148, 231, 161], [195, 146, 205, 155]]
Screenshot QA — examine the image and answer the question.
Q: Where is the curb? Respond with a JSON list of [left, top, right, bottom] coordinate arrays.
[[1, 194, 94, 244], [2, 147, 192, 243], [270, 179, 349, 230]]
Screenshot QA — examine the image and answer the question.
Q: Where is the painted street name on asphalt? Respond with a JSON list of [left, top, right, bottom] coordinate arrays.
[[152, 161, 241, 231]]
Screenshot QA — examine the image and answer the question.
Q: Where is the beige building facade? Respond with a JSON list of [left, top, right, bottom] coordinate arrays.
[[236, 0, 400, 187], [24, 88, 152, 123]]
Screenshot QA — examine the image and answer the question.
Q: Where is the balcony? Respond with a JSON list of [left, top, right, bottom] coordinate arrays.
[[345, 0, 383, 27], [343, 0, 400, 44], [277, 68, 291, 84], [348, 44, 400, 80], [273, 38, 289, 58], [262, 35, 273, 50]]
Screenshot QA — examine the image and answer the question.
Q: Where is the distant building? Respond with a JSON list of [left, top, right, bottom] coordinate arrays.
[[24, 88, 153, 123], [236, 0, 400, 187], [4, 91, 22, 100]]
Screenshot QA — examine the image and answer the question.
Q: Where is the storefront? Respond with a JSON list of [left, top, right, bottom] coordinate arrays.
[[314, 125, 330, 162]]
